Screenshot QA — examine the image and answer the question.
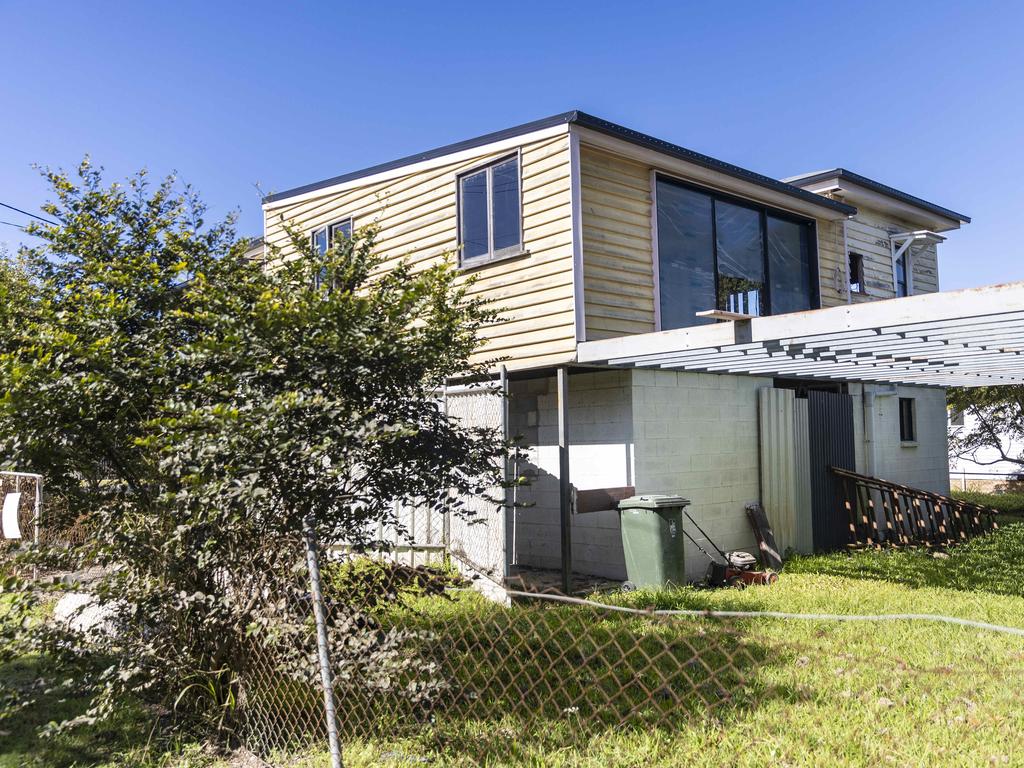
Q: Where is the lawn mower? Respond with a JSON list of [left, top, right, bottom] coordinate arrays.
[[680, 509, 778, 588]]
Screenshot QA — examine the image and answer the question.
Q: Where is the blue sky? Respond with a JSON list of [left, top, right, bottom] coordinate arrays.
[[2, 1, 1022, 289]]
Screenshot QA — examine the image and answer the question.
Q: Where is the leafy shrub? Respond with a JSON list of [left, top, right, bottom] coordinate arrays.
[[0, 161, 507, 743]]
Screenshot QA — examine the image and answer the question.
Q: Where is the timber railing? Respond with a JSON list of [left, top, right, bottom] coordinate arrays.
[[831, 467, 999, 549]]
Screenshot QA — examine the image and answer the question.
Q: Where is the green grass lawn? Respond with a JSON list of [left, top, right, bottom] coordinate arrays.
[[7, 523, 1024, 767], [239, 522, 1024, 768], [953, 488, 1024, 518]]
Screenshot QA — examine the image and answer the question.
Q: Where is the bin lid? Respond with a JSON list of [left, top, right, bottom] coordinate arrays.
[[618, 494, 691, 511]]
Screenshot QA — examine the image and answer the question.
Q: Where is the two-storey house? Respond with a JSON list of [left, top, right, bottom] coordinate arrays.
[[262, 111, 1024, 588]]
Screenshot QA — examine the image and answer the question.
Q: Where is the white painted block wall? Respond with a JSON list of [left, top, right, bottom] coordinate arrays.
[[509, 370, 634, 579], [870, 384, 951, 495], [631, 370, 769, 582]]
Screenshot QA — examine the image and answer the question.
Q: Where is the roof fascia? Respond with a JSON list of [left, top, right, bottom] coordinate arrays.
[[573, 126, 854, 222], [263, 122, 571, 211]]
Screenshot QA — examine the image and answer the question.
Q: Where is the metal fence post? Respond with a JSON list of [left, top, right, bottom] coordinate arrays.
[[303, 516, 343, 768]]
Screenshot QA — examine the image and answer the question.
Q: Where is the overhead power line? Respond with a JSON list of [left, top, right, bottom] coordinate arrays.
[[0, 201, 57, 226], [1, 220, 27, 231]]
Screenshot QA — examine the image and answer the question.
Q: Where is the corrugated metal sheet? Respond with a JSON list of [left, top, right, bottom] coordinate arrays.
[[792, 399, 813, 553], [808, 390, 856, 551], [758, 388, 797, 555], [759, 388, 814, 556]]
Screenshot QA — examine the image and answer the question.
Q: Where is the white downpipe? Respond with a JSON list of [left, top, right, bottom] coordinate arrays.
[[863, 385, 898, 479], [863, 390, 877, 478]]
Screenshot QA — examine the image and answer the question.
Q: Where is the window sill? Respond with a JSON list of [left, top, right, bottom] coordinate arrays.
[[900, 440, 918, 448], [459, 249, 531, 273]]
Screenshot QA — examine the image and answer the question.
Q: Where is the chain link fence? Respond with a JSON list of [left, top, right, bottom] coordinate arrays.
[[233, 531, 1024, 767]]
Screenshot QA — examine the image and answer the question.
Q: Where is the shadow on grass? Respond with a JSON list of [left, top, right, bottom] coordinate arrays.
[[0, 656, 152, 768], [781, 520, 1024, 599]]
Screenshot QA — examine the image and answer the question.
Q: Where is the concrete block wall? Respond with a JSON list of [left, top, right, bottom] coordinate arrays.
[[631, 370, 769, 582], [508, 370, 634, 579], [505, 368, 950, 585], [871, 384, 950, 495]]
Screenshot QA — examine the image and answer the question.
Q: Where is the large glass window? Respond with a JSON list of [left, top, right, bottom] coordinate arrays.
[[656, 182, 716, 328], [656, 177, 817, 329], [458, 155, 522, 267]]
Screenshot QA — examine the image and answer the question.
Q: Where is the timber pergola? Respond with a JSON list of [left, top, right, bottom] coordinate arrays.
[[576, 282, 1024, 387]]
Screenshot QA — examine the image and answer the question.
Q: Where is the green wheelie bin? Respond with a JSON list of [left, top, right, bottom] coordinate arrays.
[[616, 495, 691, 588]]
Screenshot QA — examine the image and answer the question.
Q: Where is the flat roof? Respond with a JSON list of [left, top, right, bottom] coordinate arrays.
[[577, 282, 1024, 388], [263, 111, 857, 216], [785, 168, 970, 224]]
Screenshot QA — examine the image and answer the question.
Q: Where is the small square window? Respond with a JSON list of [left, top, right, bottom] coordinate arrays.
[[849, 252, 866, 294], [948, 408, 965, 427], [899, 397, 916, 442], [458, 155, 522, 267]]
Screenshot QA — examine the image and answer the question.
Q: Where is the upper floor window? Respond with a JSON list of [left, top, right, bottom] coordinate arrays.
[[655, 176, 817, 330], [310, 218, 353, 290], [311, 218, 353, 255], [895, 252, 910, 297], [849, 252, 866, 295], [458, 155, 522, 268]]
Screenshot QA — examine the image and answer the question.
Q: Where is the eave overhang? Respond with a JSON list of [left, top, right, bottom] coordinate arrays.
[[785, 168, 970, 232], [577, 282, 1024, 388]]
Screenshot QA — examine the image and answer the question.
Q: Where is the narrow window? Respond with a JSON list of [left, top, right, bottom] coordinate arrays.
[[899, 397, 916, 442], [849, 252, 865, 294], [715, 200, 764, 316], [656, 180, 716, 329], [948, 408, 965, 427], [458, 155, 522, 267], [311, 226, 329, 256], [330, 218, 352, 245], [768, 215, 814, 314], [895, 252, 910, 297]]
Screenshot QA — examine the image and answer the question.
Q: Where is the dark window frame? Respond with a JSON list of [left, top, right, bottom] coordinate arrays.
[[654, 174, 820, 329], [849, 251, 866, 295], [899, 397, 916, 442], [310, 217, 353, 291], [310, 216, 354, 255], [895, 251, 910, 297], [456, 151, 524, 269]]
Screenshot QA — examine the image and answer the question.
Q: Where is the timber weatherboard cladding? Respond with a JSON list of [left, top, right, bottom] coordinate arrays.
[[264, 133, 577, 371], [804, 203, 941, 308], [846, 206, 939, 299], [579, 145, 657, 339]]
